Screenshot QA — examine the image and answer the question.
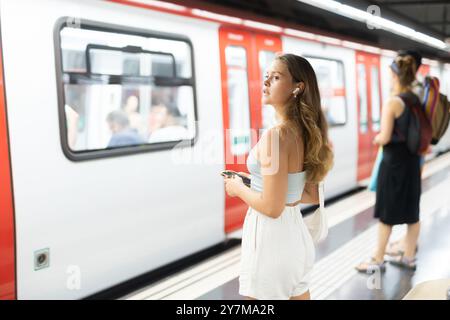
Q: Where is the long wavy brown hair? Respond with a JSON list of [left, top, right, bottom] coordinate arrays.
[[276, 53, 334, 182]]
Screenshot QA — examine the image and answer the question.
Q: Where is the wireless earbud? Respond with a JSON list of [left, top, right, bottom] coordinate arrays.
[[293, 83, 305, 97]]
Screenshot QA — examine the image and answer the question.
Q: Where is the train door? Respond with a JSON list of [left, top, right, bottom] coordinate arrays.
[[219, 27, 281, 233], [254, 34, 282, 135], [356, 51, 382, 181]]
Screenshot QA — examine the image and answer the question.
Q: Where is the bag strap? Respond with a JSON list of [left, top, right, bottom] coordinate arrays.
[[318, 181, 324, 210]]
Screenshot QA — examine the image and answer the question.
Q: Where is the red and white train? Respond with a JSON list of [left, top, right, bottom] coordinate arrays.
[[1, 0, 449, 299]]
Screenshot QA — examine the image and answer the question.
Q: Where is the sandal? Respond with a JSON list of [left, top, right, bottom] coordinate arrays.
[[385, 241, 419, 257], [355, 257, 386, 273], [389, 256, 417, 271]]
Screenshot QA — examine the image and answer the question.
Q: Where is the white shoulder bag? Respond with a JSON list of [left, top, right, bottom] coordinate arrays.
[[303, 182, 328, 244]]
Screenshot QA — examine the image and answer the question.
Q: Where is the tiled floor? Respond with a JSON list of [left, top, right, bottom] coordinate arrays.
[[197, 164, 450, 300], [325, 206, 450, 300]]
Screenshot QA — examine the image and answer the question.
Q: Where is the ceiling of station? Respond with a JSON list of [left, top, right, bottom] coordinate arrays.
[[374, 0, 449, 38], [181, 0, 450, 62]]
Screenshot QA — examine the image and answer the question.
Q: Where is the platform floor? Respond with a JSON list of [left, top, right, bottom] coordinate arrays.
[[124, 152, 450, 300]]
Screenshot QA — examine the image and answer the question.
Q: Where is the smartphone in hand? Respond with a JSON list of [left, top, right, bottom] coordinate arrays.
[[220, 170, 235, 178], [221, 170, 251, 187], [237, 173, 251, 188]]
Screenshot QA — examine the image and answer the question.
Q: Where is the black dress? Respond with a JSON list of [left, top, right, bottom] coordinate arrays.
[[374, 93, 421, 225]]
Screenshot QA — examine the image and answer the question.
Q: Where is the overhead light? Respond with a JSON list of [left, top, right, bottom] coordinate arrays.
[[296, 0, 448, 51], [414, 32, 446, 49], [339, 4, 373, 23], [243, 20, 283, 33], [191, 9, 242, 24], [128, 0, 187, 11]]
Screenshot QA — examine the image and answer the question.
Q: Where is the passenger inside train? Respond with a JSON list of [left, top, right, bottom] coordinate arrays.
[[106, 110, 145, 148], [122, 94, 147, 137], [148, 102, 189, 143]]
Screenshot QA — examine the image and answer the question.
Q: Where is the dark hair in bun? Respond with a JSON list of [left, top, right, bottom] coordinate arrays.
[[390, 55, 415, 87]]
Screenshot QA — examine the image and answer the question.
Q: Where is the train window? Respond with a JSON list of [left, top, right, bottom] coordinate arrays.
[[55, 19, 197, 161], [86, 44, 176, 78], [370, 66, 381, 132], [225, 46, 251, 155], [357, 63, 368, 133], [259, 50, 277, 131], [307, 57, 347, 126]]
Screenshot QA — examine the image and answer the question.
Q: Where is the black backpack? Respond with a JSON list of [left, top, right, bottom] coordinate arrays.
[[397, 92, 432, 155]]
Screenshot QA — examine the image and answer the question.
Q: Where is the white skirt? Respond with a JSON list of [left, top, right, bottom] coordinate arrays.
[[239, 204, 316, 300]]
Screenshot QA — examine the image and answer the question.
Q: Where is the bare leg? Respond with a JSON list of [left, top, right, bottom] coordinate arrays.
[[374, 222, 393, 262], [356, 222, 392, 271], [290, 290, 310, 300], [403, 222, 420, 259], [399, 236, 407, 250], [391, 236, 406, 252]]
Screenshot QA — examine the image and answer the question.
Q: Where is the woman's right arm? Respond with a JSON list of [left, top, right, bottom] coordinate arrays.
[[236, 128, 289, 219], [373, 97, 401, 146]]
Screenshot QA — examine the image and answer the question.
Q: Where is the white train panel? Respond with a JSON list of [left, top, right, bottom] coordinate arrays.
[[283, 36, 359, 197]]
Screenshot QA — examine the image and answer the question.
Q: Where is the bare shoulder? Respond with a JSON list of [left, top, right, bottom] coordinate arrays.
[[269, 126, 291, 149], [385, 96, 405, 116], [258, 126, 289, 169], [277, 125, 303, 151], [258, 127, 280, 152], [386, 96, 404, 107]]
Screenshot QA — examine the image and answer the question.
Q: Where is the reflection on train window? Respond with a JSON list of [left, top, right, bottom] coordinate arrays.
[[307, 57, 347, 126], [370, 66, 381, 132], [225, 46, 251, 155], [58, 24, 195, 155], [357, 63, 368, 133], [259, 50, 277, 131]]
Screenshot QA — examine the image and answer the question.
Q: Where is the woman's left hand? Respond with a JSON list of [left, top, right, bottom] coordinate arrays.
[[224, 175, 244, 197], [373, 134, 382, 145]]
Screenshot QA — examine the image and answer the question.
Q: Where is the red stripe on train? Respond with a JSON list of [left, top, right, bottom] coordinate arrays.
[[0, 42, 16, 299]]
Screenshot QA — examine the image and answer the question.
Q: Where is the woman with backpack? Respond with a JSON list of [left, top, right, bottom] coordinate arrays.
[[356, 55, 421, 272]]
